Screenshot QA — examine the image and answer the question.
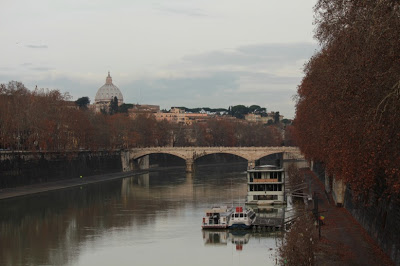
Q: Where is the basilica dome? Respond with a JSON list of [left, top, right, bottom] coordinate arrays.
[[94, 72, 124, 104]]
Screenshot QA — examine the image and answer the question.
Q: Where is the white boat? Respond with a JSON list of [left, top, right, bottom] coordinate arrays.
[[202, 206, 233, 229], [246, 165, 286, 205], [228, 207, 256, 229]]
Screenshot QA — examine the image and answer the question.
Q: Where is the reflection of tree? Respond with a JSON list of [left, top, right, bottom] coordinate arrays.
[[0, 170, 247, 265]]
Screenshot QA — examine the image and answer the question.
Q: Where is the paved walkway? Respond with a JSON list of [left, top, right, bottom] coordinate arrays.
[[304, 169, 393, 265], [0, 170, 147, 200]]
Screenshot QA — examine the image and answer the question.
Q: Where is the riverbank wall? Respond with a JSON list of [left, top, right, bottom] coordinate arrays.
[[0, 151, 122, 188], [312, 162, 400, 265]]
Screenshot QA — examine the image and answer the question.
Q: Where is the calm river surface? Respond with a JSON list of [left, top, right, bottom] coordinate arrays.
[[0, 163, 283, 266]]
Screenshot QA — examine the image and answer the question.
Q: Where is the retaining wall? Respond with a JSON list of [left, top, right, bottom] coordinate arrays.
[[344, 188, 400, 264], [312, 161, 400, 264], [0, 151, 122, 188]]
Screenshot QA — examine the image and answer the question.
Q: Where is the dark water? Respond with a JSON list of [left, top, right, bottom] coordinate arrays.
[[0, 163, 281, 266]]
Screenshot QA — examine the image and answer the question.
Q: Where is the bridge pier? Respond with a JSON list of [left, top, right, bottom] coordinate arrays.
[[186, 159, 194, 173], [121, 151, 132, 172], [248, 159, 260, 169]]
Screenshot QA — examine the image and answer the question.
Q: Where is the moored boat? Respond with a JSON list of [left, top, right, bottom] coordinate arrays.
[[202, 206, 233, 229], [246, 165, 286, 205], [228, 207, 256, 229]]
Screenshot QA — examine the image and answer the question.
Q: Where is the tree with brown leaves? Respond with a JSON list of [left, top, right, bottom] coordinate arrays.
[[295, 0, 400, 197]]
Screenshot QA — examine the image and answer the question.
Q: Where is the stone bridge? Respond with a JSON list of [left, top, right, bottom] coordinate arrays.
[[121, 146, 303, 172]]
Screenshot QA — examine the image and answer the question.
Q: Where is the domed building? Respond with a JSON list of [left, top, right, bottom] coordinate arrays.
[[93, 72, 124, 113]]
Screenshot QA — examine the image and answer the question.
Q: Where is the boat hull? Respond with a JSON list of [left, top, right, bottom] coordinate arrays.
[[228, 223, 252, 229], [202, 224, 229, 229]]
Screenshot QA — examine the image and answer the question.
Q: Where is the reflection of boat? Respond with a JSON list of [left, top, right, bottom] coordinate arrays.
[[246, 165, 286, 205], [202, 206, 233, 229], [201, 230, 251, 251], [202, 230, 228, 245], [228, 207, 256, 229], [229, 231, 251, 251]]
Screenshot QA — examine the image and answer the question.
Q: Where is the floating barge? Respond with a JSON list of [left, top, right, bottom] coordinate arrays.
[[246, 165, 286, 205], [252, 217, 284, 230]]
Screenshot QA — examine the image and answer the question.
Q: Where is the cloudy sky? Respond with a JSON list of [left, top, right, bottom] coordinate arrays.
[[1, 0, 318, 118]]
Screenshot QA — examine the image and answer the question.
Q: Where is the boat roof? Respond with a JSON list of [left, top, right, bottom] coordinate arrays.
[[248, 165, 284, 172], [205, 206, 232, 213]]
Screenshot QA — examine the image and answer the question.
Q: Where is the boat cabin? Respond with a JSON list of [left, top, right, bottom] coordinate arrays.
[[246, 165, 285, 205], [202, 206, 232, 229]]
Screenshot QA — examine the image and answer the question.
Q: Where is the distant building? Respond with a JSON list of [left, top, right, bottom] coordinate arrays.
[[154, 107, 209, 125], [128, 104, 160, 119], [93, 72, 124, 113], [244, 112, 283, 124], [155, 107, 186, 123]]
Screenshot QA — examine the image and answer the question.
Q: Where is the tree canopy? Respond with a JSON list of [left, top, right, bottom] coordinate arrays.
[[109, 96, 119, 115], [75, 96, 90, 109], [0, 83, 283, 151], [294, 0, 400, 197], [118, 103, 134, 113]]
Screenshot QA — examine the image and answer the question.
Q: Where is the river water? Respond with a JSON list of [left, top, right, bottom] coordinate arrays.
[[0, 163, 284, 266]]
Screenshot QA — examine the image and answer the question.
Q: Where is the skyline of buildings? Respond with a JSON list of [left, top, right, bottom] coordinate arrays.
[[92, 72, 285, 125]]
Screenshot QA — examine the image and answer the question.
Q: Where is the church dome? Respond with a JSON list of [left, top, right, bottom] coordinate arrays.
[[95, 72, 124, 104]]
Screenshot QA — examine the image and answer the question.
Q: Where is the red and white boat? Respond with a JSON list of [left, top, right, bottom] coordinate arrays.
[[227, 207, 256, 229]]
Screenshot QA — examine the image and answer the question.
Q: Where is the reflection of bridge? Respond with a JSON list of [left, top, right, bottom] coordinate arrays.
[[122, 147, 303, 172]]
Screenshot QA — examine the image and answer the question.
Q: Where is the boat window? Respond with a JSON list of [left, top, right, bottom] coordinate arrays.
[[261, 172, 266, 179], [235, 214, 239, 218], [244, 214, 247, 218], [231, 214, 234, 218], [240, 213, 243, 218]]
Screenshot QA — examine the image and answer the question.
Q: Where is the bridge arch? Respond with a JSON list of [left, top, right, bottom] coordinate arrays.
[[125, 147, 303, 172], [193, 151, 250, 162], [132, 151, 187, 161]]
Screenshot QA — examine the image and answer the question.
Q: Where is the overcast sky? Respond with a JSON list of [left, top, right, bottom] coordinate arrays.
[[0, 0, 318, 118]]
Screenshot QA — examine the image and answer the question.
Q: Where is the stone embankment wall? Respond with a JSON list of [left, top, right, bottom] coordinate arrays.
[[0, 151, 122, 188], [312, 161, 400, 265], [344, 189, 400, 264]]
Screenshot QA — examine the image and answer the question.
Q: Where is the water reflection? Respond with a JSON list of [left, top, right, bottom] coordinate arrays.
[[0, 163, 280, 266], [202, 230, 255, 251]]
